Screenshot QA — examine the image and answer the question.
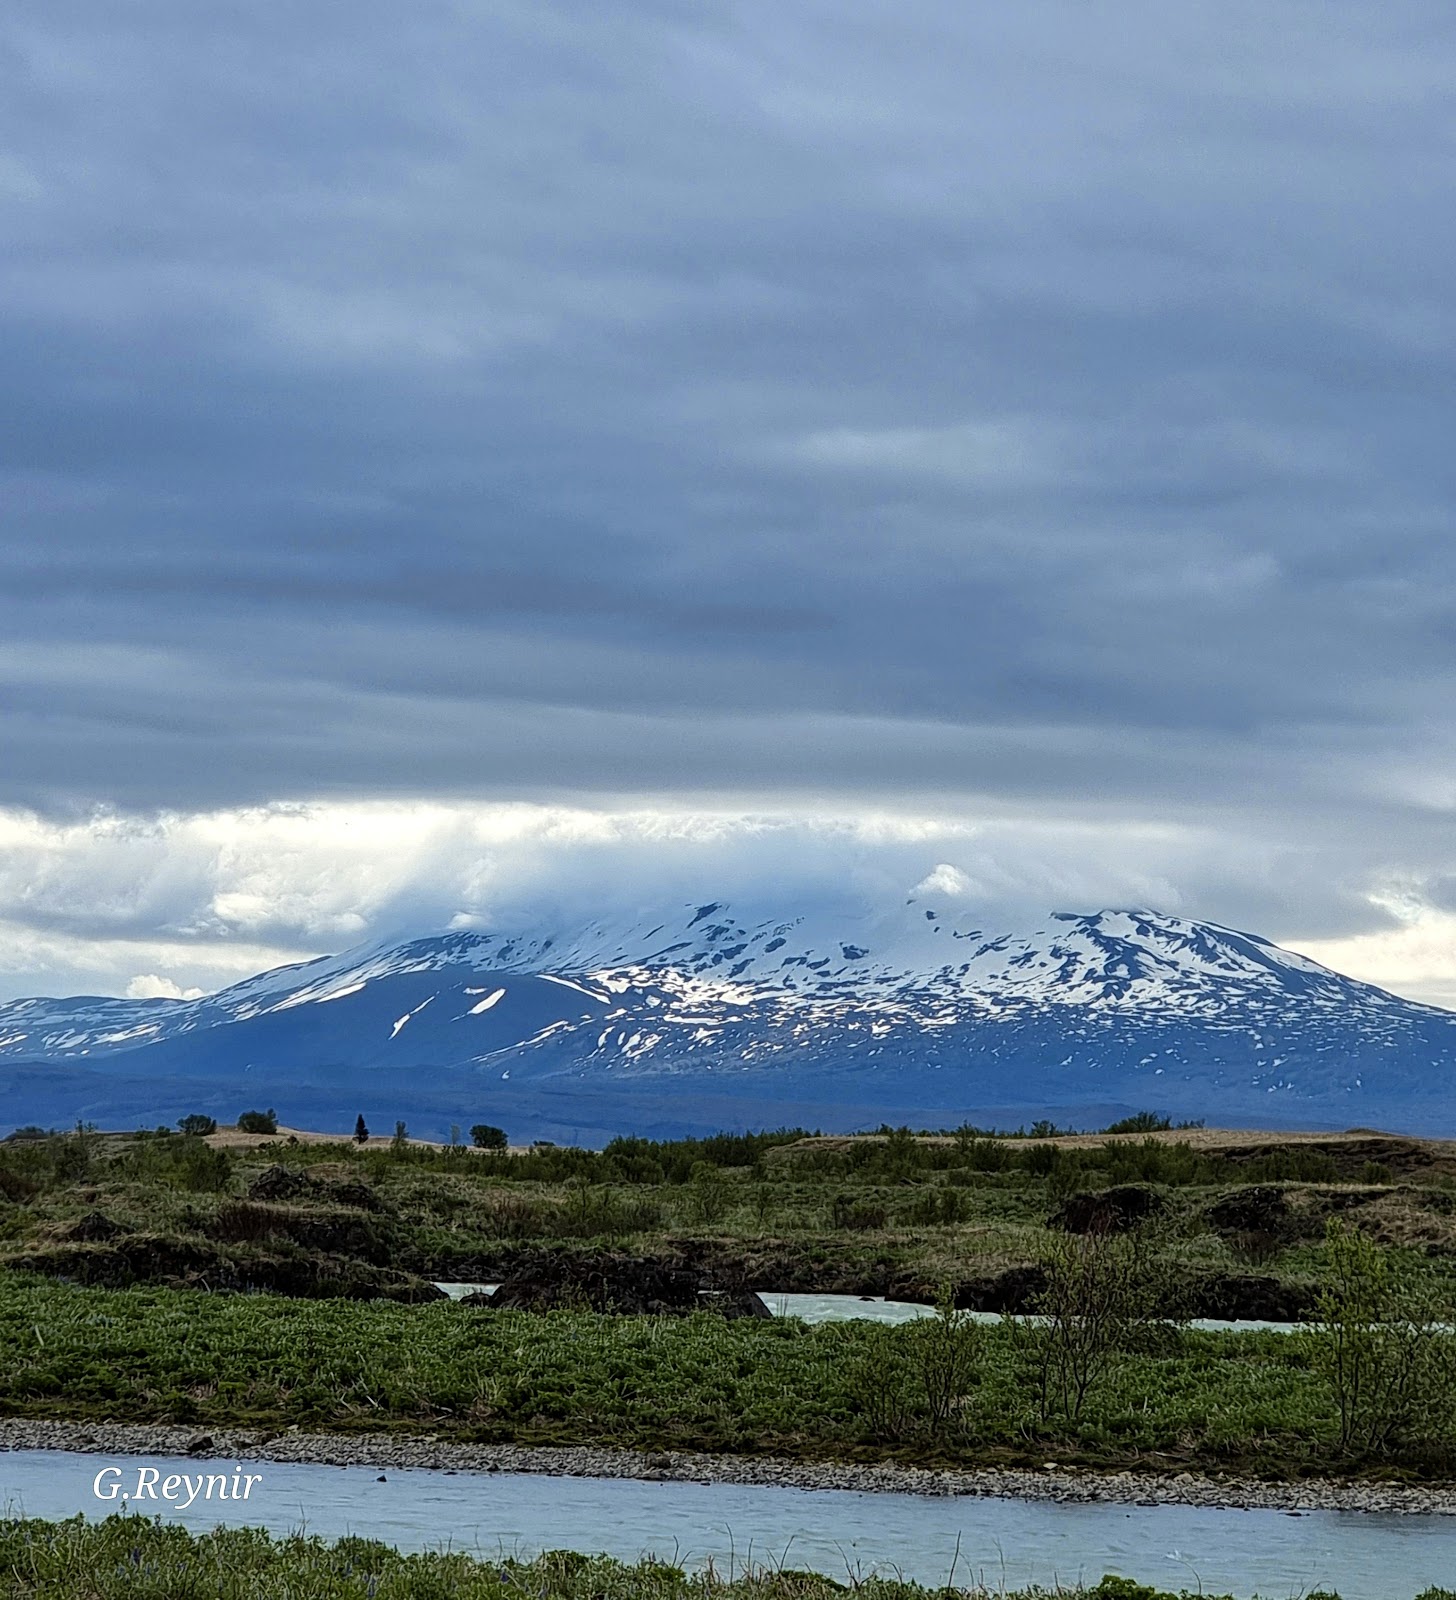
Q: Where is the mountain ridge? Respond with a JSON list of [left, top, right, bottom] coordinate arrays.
[[2, 900, 1453, 1140]]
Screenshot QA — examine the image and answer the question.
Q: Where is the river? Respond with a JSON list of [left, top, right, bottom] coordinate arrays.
[[3, 1447, 1454, 1598], [435, 1285, 1308, 1332]]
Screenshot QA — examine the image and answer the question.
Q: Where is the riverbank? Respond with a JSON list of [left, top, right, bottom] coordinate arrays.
[[5, 1416, 1456, 1516]]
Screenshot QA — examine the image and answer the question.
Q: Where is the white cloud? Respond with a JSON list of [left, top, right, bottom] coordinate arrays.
[[125, 974, 205, 1001], [913, 863, 975, 897], [0, 796, 1449, 1006]]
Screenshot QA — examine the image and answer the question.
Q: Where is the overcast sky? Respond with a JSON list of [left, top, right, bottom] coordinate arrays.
[[3, 3, 1456, 1004]]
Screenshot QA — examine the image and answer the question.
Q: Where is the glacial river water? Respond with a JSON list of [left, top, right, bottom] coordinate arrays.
[[435, 1285, 1308, 1333], [3, 1447, 1455, 1599]]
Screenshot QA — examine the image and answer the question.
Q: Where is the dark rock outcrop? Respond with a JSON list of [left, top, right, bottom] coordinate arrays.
[[6, 1235, 443, 1303], [1186, 1272, 1315, 1322], [1204, 1185, 1291, 1236], [326, 1179, 385, 1212], [952, 1264, 1049, 1313], [58, 1210, 130, 1243], [246, 1165, 316, 1202], [483, 1250, 770, 1317], [1049, 1184, 1167, 1235]]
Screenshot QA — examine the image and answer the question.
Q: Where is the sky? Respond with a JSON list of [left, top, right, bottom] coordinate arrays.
[[3, 3, 1456, 1005]]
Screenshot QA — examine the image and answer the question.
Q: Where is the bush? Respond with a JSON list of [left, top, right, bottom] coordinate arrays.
[[1227, 1228, 1283, 1266], [177, 1114, 217, 1137], [907, 1186, 966, 1226], [354, 1116, 369, 1144], [559, 1183, 663, 1239], [470, 1124, 507, 1150], [1018, 1225, 1183, 1423], [829, 1193, 887, 1231], [845, 1289, 979, 1442], [1309, 1216, 1456, 1458], [1101, 1112, 1172, 1135], [685, 1162, 731, 1226], [236, 1110, 278, 1136], [1020, 1142, 1061, 1178]]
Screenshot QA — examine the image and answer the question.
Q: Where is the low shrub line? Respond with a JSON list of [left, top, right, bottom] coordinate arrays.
[[1, 1516, 1445, 1600]]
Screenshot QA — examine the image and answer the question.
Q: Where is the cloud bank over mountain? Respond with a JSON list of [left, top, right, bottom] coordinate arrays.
[[0, 801, 1451, 1009]]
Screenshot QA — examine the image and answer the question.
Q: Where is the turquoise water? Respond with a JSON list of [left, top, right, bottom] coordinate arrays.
[[434, 1285, 1306, 1332], [3, 1448, 1454, 1599]]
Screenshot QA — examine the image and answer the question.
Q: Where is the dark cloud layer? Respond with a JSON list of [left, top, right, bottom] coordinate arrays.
[[2, 3, 1456, 962]]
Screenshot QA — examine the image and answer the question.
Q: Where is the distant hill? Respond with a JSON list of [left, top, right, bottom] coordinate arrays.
[[3, 899, 1454, 1141]]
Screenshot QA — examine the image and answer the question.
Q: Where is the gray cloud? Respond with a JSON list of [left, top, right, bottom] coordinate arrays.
[[2, 2, 1456, 981]]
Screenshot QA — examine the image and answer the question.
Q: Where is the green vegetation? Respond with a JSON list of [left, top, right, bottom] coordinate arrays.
[[471, 1123, 508, 1150], [1313, 1217, 1456, 1457], [5, 1119, 1456, 1320], [7, 1119, 1456, 1476], [0, 1268, 1449, 1475], [2, 1517, 1423, 1600], [236, 1109, 278, 1136]]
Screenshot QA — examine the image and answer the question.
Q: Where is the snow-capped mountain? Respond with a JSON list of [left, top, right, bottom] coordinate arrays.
[[3, 897, 1454, 1140]]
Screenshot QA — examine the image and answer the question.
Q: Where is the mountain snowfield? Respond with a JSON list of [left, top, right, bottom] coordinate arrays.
[[3, 893, 1455, 1140]]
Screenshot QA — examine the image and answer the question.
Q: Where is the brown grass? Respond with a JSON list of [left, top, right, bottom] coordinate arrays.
[[202, 1124, 534, 1155]]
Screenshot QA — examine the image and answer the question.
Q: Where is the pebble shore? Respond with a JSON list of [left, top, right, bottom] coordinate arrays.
[[3, 1417, 1455, 1516]]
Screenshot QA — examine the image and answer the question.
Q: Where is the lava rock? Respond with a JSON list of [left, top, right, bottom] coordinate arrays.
[[697, 1287, 772, 1319], [1048, 1185, 1167, 1235], [485, 1251, 768, 1317], [58, 1210, 130, 1243], [953, 1264, 1049, 1313], [1187, 1272, 1315, 1322], [1204, 1185, 1291, 1236], [246, 1165, 317, 1203], [324, 1179, 385, 1212]]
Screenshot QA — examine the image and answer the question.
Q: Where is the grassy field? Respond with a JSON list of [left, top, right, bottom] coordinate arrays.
[[6, 1120, 1456, 1313], [8, 1121, 1456, 1478], [0, 1270, 1414, 1475], [2, 1516, 1443, 1600]]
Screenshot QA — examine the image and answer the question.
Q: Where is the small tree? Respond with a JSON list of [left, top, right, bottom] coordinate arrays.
[[1309, 1217, 1456, 1458], [1017, 1224, 1181, 1423], [686, 1160, 731, 1226], [391, 1120, 409, 1155], [470, 1124, 507, 1151], [845, 1285, 979, 1442], [237, 1109, 278, 1136], [178, 1114, 217, 1137], [905, 1284, 980, 1432], [354, 1115, 370, 1144]]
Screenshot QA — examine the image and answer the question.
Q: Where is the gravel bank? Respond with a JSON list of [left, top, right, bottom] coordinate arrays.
[[3, 1418, 1454, 1516]]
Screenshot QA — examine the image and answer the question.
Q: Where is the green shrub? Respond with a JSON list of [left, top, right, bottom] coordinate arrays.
[[829, 1193, 887, 1231], [1308, 1217, 1456, 1458], [1101, 1112, 1172, 1135]]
